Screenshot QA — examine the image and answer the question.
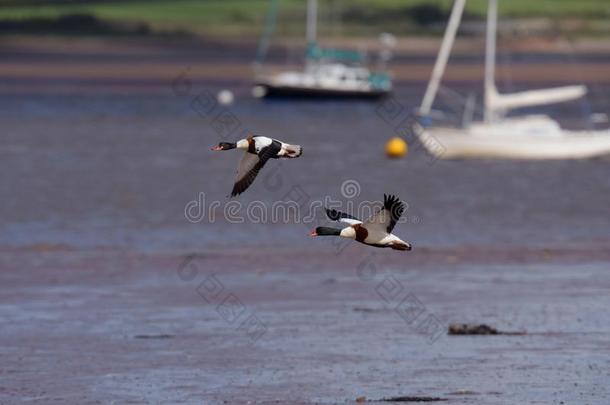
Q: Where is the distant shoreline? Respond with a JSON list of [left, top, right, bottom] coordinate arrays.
[[2, 35, 610, 96], [0, 0, 609, 39]]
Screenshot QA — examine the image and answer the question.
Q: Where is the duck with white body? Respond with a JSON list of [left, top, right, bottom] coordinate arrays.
[[310, 194, 412, 251], [212, 135, 302, 197]]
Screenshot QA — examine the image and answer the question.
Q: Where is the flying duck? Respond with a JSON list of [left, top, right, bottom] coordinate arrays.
[[212, 135, 302, 197], [310, 194, 412, 251]]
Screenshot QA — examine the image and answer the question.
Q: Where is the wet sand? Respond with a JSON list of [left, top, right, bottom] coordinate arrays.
[[2, 247, 609, 404], [1, 36, 610, 403]]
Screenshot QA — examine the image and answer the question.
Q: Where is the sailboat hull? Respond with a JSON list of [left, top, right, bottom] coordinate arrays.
[[420, 116, 610, 160], [256, 83, 389, 99], [254, 64, 391, 99]]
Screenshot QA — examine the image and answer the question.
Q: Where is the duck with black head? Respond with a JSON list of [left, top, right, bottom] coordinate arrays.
[[212, 135, 302, 197], [310, 194, 412, 251]]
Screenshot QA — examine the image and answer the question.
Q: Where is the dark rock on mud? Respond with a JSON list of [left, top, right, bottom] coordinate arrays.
[[133, 334, 175, 339], [448, 323, 526, 335], [448, 323, 499, 335], [379, 396, 448, 402]]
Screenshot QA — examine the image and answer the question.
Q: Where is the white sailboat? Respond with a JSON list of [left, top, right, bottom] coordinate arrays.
[[253, 0, 392, 99], [417, 0, 610, 160]]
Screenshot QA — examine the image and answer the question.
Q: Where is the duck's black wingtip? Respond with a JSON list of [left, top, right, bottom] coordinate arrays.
[[325, 207, 359, 221], [229, 184, 244, 198], [383, 193, 402, 211], [325, 208, 338, 220]]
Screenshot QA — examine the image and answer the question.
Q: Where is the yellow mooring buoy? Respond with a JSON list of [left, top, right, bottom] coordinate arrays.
[[385, 137, 408, 158]]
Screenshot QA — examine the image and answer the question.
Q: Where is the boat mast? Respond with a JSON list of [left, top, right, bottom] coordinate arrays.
[[306, 0, 318, 46], [483, 0, 586, 117], [254, 0, 280, 74], [419, 0, 466, 116], [484, 0, 498, 123]]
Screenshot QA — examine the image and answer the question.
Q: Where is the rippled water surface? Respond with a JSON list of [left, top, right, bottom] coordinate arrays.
[[2, 85, 610, 252]]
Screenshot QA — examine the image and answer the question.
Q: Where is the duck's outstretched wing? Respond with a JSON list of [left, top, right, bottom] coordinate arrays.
[[231, 153, 263, 197], [325, 208, 362, 225], [230, 144, 279, 197], [364, 194, 405, 233]]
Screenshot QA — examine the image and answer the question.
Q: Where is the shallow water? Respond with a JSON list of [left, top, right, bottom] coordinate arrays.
[[2, 86, 610, 253]]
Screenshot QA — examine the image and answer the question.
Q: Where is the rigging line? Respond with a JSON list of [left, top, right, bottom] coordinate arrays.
[[255, 0, 280, 69], [567, 48, 594, 129]]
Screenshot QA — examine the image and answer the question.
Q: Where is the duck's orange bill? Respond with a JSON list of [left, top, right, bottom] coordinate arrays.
[[309, 230, 317, 237], [211, 146, 222, 151]]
